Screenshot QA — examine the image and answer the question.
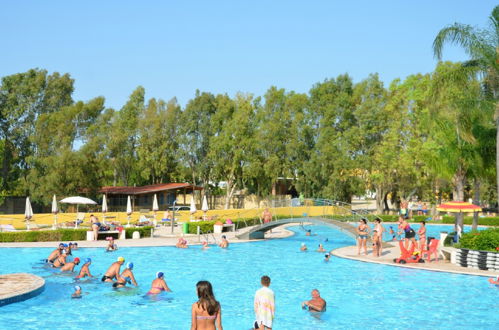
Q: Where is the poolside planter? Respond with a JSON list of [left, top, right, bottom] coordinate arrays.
[[453, 248, 498, 271]]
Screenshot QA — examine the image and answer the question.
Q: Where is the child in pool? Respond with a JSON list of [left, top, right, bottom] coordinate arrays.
[[72, 285, 82, 298]]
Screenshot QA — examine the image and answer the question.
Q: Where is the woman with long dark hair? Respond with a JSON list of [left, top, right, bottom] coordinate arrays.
[[191, 280, 222, 330]]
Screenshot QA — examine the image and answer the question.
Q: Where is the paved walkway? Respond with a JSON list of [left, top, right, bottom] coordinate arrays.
[[0, 223, 295, 248], [331, 244, 499, 277]]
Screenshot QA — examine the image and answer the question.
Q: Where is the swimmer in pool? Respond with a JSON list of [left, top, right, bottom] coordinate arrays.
[[102, 256, 125, 282], [301, 289, 326, 312], [300, 243, 308, 251], [113, 262, 137, 288], [317, 244, 326, 252], [219, 235, 229, 248], [61, 257, 80, 272], [76, 258, 93, 278], [106, 237, 118, 251], [46, 243, 64, 264], [52, 252, 67, 268], [147, 272, 171, 294], [202, 241, 210, 250], [324, 254, 330, 262], [176, 238, 188, 248], [72, 285, 82, 298]]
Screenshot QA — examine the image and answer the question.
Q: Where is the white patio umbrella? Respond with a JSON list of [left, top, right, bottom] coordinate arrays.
[[202, 195, 209, 220], [51, 195, 58, 229], [24, 197, 34, 230], [102, 194, 108, 213], [190, 195, 197, 221], [59, 196, 97, 229], [126, 195, 132, 227], [152, 194, 159, 226]]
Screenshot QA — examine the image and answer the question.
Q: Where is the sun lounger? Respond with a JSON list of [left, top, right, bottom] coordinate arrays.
[[0, 224, 17, 232]]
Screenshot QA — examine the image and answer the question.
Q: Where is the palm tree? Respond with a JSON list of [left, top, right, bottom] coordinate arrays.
[[433, 5, 499, 211]]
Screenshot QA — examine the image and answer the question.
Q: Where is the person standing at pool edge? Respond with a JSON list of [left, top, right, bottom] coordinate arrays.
[[254, 275, 275, 330]]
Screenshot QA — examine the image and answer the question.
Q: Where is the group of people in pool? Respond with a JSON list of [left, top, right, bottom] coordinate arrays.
[[356, 216, 429, 257], [300, 239, 334, 262], [176, 235, 230, 249]]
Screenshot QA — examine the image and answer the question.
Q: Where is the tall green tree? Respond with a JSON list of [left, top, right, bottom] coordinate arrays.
[[433, 5, 499, 208], [179, 90, 217, 194], [137, 97, 182, 184], [0, 69, 74, 194], [28, 97, 105, 203], [108, 86, 145, 186], [209, 93, 257, 208]]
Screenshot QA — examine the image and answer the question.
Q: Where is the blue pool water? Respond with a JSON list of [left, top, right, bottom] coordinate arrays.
[[0, 224, 497, 329]]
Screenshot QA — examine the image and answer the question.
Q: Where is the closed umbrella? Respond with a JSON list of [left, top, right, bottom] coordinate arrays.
[[51, 195, 58, 229], [152, 194, 159, 226], [202, 195, 209, 220], [102, 194, 108, 213], [126, 195, 132, 227], [190, 195, 197, 221], [25, 197, 33, 230]]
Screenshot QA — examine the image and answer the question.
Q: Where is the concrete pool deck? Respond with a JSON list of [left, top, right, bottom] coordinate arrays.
[[0, 273, 45, 307], [0, 223, 295, 248], [331, 244, 499, 277]]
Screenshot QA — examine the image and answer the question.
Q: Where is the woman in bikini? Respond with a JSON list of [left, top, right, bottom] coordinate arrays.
[[401, 218, 417, 249], [191, 280, 222, 330], [356, 219, 369, 255], [418, 221, 427, 251], [147, 272, 171, 295]]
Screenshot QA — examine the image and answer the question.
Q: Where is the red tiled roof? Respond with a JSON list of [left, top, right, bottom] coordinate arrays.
[[100, 183, 203, 195]]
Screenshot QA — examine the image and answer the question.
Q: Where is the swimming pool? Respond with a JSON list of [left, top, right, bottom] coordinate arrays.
[[0, 224, 497, 329]]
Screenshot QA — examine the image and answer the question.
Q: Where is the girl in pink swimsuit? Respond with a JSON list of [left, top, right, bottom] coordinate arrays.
[[191, 281, 222, 330]]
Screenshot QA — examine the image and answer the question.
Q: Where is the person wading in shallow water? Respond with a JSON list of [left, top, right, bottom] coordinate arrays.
[[254, 275, 275, 330], [301, 289, 326, 312]]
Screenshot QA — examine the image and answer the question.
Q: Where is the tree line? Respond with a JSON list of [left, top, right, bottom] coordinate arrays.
[[0, 61, 496, 211]]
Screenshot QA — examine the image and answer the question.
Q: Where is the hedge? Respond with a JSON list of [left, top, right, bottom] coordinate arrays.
[[125, 226, 153, 239], [0, 226, 153, 242], [456, 228, 499, 252], [0, 229, 88, 242], [329, 214, 499, 226]]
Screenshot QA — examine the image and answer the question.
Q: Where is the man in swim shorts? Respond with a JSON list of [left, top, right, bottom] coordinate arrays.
[[46, 243, 64, 264], [102, 256, 125, 282], [301, 289, 326, 312], [60, 257, 80, 272]]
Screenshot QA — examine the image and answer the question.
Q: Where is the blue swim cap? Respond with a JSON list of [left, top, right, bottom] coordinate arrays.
[[127, 262, 134, 269], [59, 243, 64, 247], [63, 244, 68, 247], [156, 272, 164, 278], [84, 258, 91, 264]]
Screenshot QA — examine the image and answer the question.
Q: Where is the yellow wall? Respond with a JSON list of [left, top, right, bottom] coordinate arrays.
[[0, 205, 348, 229]]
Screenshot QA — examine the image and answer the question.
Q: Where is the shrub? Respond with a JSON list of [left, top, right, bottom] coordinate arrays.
[[456, 228, 499, 252], [125, 226, 153, 238], [0, 229, 87, 242], [441, 216, 499, 226]]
